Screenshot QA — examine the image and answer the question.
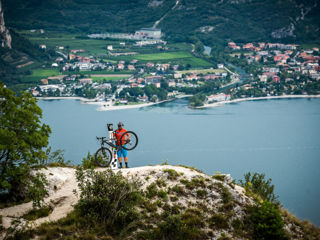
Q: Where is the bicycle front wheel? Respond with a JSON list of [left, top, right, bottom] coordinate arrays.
[[95, 147, 113, 167], [120, 131, 138, 151]]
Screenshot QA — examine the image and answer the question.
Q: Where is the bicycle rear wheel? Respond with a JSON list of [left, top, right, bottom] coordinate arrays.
[[95, 147, 113, 167], [120, 131, 138, 150]]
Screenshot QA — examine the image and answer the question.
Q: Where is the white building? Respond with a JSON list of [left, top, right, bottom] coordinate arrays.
[[79, 62, 90, 71], [39, 84, 63, 92], [79, 78, 93, 84], [174, 73, 182, 79], [207, 93, 227, 102], [107, 45, 113, 50], [135, 28, 161, 39], [259, 75, 268, 82]]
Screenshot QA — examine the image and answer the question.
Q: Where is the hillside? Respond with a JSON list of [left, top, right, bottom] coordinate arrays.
[[1, 165, 319, 239], [0, 0, 54, 91], [2, 0, 320, 44]]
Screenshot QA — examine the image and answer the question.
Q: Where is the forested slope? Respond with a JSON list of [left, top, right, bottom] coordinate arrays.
[[2, 0, 320, 44]]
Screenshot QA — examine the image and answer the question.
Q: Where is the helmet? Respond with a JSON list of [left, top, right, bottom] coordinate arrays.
[[118, 122, 124, 127]]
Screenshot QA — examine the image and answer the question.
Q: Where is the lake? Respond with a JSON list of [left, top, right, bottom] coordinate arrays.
[[38, 98, 320, 226]]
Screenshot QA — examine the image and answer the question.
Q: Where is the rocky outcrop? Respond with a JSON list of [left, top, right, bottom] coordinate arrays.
[[0, 165, 319, 239], [0, 0, 12, 49]]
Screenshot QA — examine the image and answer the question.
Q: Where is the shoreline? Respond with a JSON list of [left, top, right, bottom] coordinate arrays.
[[36, 96, 93, 101], [37, 96, 175, 111], [96, 98, 174, 111], [197, 94, 320, 108], [37, 94, 320, 111]]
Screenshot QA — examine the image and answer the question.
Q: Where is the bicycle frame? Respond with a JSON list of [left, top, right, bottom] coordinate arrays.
[[97, 137, 121, 151]]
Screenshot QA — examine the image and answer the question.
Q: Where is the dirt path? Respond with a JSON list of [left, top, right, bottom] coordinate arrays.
[[16, 61, 34, 68], [0, 167, 78, 231]]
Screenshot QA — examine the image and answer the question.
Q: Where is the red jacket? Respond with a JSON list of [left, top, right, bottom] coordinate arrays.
[[113, 128, 128, 145]]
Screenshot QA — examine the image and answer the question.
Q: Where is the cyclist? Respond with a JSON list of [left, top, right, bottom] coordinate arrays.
[[113, 122, 130, 168]]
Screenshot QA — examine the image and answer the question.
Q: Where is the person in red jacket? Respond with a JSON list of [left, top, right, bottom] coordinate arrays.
[[113, 122, 129, 168]]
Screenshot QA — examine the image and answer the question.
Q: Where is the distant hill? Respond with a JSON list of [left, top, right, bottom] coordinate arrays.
[[0, 0, 52, 90], [2, 0, 320, 44]]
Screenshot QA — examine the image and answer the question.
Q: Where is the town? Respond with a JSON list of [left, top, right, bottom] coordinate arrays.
[[29, 31, 320, 108]]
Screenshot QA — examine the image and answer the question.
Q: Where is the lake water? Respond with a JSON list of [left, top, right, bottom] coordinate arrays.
[[38, 98, 320, 226]]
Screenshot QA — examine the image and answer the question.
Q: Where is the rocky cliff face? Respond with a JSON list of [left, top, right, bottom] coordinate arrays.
[[0, 0, 12, 49]]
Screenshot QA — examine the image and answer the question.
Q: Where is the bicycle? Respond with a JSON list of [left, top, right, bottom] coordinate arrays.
[[95, 131, 138, 167]]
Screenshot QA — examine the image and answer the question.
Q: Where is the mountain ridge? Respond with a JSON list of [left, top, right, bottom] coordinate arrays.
[[2, 0, 320, 44]]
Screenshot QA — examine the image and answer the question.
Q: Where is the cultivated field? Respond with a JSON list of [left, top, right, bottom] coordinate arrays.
[[177, 68, 226, 74]]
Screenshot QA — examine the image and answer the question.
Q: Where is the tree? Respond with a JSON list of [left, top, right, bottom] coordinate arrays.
[[0, 83, 51, 200], [249, 201, 288, 240], [239, 172, 279, 205]]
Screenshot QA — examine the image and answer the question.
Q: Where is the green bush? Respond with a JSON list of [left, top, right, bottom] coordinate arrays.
[[155, 179, 166, 188], [23, 205, 53, 221], [152, 213, 206, 240], [75, 168, 143, 234], [248, 201, 288, 240], [181, 208, 205, 228], [157, 190, 168, 200], [28, 173, 49, 208], [196, 189, 207, 198], [81, 152, 96, 169], [239, 172, 279, 204], [146, 183, 158, 199], [209, 213, 229, 229], [212, 172, 225, 181], [180, 177, 206, 190], [43, 147, 70, 167], [163, 169, 180, 181], [216, 182, 234, 211], [171, 184, 185, 195], [143, 201, 158, 213]]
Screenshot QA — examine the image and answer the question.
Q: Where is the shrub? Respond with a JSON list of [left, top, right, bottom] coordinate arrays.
[[81, 152, 96, 169], [239, 172, 279, 204], [143, 201, 158, 213], [248, 201, 288, 240], [212, 172, 225, 181], [181, 177, 206, 190], [231, 218, 246, 237], [170, 196, 178, 202], [163, 169, 180, 180], [28, 172, 49, 208], [151, 213, 206, 240], [44, 147, 71, 167], [218, 232, 231, 240], [181, 208, 205, 228], [145, 183, 158, 199], [216, 182, 233, 211], [23, 205, 53, 221], [155, 179, 166, 187], [209, 213, 229, 229], [75, 168, 143, 233], [171, 184, 185, 195], [196, 189, 207, 198], [157, 190, 168, 200]]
